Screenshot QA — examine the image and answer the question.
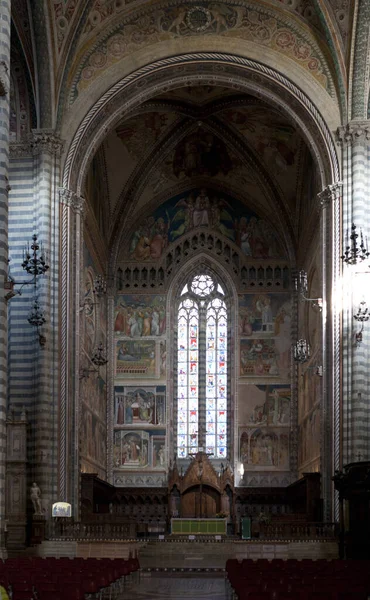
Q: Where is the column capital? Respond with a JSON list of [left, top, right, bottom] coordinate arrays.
[[317, 182, 342, 209], [59, 188, 86, 215], [0, 61, 9, 96], [30, 130, 64, 157], [336, 121, 370, 145]]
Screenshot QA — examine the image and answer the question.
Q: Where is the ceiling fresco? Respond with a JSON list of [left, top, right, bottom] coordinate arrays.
[[83, 85, 315, 254]]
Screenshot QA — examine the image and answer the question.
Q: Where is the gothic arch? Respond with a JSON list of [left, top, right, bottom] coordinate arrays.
[[166, 252, 240, 462]]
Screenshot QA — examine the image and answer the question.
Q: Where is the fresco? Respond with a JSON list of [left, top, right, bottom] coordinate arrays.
[[81, 375, 106, 423], [299, 405, 320, 468], [239, 294, 291, 379], [239, 294, 290, 336], [152, 436, 166, 469], [128, 188, 285, 261], [114, 386, 166, 426], [298, 365, 321, 421], [115, 339, 156, 378], [80, 408, 106, 469], [114, 295, 166, 336], [238, 384, 290, 427], [239, 427, 289, 470], [113, 429, 166, 469]]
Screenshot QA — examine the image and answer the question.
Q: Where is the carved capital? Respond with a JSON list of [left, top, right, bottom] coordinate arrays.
[[30, 130, 64, 157], [317, 182, 342, 210], [336, 121, 370, 146], [59, 188, 86, 215], [0, 61, 9, 96]]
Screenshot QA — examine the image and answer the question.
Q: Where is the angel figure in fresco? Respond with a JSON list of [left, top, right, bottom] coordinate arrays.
[[170, 194, 195, 240]]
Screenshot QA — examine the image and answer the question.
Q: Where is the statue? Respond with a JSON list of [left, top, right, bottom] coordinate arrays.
[[30, 482, 43, 515]]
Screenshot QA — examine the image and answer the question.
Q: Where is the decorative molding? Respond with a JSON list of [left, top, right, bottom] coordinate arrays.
[[336, 121, 370, 145], [113, 472, 167, 487], [9, 142, 33, 158], [30, 130, 64, 157], [317, 182, 343, 210]]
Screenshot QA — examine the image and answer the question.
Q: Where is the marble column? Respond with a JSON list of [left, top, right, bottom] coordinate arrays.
[[0, 0, 11, 558], [317, 182, 342, 521], [29, 131, 63, 520], [337, 123, 370, 466], [59, 189, 85, 519]]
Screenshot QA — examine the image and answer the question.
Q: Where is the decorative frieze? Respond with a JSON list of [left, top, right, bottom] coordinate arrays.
[[59, 188, 86, 215], [317, 182, 342, 210], [113, 472, 167, 488], [336, 122, 370, 145], [30, 130, 64, 157]]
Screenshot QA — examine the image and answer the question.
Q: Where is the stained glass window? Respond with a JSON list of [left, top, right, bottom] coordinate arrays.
[[177, 298, 199, 458], [206, 298, 227, 458], [177, 274, 228, 459]]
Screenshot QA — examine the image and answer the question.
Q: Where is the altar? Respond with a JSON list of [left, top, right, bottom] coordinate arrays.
[[171, 518, 227, 535]]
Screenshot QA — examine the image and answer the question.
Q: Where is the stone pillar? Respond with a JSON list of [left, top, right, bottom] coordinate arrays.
[[59, 189, 85, 519], [107, 290, 115, 484], [337, 123, 370, 465], [0, 0, 11, 559], [5, 408, 27, 551], [317, 182, 342, 521], [30, 131, 63, 521]]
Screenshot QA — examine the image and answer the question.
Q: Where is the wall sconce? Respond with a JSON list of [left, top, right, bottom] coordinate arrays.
[[341, 223, 369, 265], [294, 270, 322, 310], [80, 274, 107, 311], [91, 343, 108, 366], [354, 301, 369, 346], [293, 339, 310, 363]]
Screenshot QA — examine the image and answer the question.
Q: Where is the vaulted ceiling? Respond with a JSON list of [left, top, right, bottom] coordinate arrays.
[[9, 0, 361, 264]]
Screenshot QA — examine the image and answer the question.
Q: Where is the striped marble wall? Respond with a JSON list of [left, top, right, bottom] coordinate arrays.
[[338, 123, 370, 466], [0, 0, 11, 558], [8, 133, 62, 519]]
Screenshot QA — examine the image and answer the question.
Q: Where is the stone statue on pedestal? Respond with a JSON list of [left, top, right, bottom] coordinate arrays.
[[30, 482, 43, 515]]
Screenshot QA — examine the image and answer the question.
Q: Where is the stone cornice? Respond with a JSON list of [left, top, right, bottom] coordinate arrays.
[[336, 121, 370, 145], [9, 142, 33, 158], [317, 182, 342, 209]]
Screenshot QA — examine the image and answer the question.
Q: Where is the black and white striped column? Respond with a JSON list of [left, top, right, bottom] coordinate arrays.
[[59, 188, 85, 519], [0, 0, 11, 558], [337, 123, 370, 466], [317, 182, 342, 522]]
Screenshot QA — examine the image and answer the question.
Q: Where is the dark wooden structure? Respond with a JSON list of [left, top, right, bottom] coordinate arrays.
[[333, 461, 370, 559]]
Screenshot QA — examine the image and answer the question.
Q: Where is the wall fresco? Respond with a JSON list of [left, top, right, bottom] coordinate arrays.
[[113, 429, 166, 469], [239, 427, 289, 470], [299, 405, 320, 470], [128, 188, 285, 261], [114, 294, 166, 336], [80, 244, 107, 478], [115, 339, 157, 378], [114, 386, 166, 426], [238, 384, 291, 427], [239, 294, 291, 380]]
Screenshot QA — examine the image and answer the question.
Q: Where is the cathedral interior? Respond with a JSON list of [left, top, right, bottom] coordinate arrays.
[[1, 0, 370, 571]]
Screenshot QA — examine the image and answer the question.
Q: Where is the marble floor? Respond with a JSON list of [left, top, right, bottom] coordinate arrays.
[[121, 573, 232, 599]]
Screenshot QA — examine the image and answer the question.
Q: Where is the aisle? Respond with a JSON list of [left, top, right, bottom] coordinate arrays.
[[121, 572, 231, 599]]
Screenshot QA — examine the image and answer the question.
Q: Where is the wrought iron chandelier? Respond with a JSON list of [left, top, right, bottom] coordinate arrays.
[[341, 223, 370, 265], [354, 301, 369, 346]]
